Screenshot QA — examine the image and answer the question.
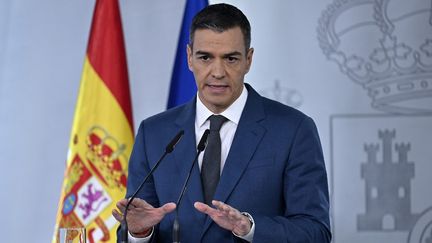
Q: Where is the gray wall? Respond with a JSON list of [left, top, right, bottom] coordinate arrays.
[[1, 0, 431, 242]]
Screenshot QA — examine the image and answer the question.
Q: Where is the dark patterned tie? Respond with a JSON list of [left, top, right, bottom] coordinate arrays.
[[201, 115, 228, 205]]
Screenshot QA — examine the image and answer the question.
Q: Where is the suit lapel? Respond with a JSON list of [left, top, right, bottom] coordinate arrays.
[[172, 98, 206, 223], [200, 84, 267, 238]]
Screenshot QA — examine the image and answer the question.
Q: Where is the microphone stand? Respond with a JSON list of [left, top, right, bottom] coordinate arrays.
[[120, 130, 184, 243], [172, 129, 209, 243]]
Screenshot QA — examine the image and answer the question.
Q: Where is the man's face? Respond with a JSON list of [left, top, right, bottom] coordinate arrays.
[[187, 27, 253, 114]]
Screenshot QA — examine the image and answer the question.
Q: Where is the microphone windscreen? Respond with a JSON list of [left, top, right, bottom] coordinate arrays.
[[197, 129, 210, 152], [166, 130, 185, 153]]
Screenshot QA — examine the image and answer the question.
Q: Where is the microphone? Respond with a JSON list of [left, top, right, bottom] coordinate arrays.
[[173, 129, 210, 243], [121, 130, 184, 243]]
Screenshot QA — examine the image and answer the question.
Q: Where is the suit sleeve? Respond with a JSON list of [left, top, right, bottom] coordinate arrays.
[[117, 121, 160, 242], [253, 116, 332, 242]]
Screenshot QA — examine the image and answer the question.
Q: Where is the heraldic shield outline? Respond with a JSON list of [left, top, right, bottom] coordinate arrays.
[[330, 114, 432, 243]]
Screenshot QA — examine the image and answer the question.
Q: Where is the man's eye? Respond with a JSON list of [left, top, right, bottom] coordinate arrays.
[[227, 56, 238, 62], [199, 56, 210, 61]]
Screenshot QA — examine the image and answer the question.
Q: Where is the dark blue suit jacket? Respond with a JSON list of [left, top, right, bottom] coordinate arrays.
[[121, 84, 331, 242]]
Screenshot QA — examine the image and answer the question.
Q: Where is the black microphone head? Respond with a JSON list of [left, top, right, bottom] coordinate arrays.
[[197, 129, 210, 152], [166, 130, 185, 153]]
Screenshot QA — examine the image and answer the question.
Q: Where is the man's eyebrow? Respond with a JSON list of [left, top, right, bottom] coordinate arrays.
[[194, 50, 243, 57], [195, 50, 212, 56], [223, 51, 242, 57]]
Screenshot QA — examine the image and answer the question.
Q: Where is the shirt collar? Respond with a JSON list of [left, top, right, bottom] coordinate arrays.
[[196, 84, 248, 127]]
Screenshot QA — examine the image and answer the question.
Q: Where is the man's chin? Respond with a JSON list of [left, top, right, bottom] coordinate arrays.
[[204, 100, 231, 113]]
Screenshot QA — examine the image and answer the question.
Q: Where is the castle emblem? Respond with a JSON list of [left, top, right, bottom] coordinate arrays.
[[358, 129, 419, 231], [318, 0, 432, 114]]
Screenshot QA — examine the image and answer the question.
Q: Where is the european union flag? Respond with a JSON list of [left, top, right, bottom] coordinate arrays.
[[167, 0, 208, 109]]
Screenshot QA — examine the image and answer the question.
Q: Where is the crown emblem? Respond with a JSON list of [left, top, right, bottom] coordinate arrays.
[[318, 0, 432, 114], [260, 80, 303, 108], [85, 126, 128, 189]]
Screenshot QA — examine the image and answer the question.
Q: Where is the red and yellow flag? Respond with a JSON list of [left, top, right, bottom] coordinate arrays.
[[54, 0, 133, 242]]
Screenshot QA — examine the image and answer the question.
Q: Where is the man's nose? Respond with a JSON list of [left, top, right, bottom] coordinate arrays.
[[211, 59, 226, 79]]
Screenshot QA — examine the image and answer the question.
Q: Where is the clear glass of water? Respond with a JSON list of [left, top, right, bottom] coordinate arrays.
[[56, 227, 86, 243]]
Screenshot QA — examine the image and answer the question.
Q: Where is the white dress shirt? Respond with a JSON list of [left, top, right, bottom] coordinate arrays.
[[194, 85, 247, 172], [129, 85, 255, 242]]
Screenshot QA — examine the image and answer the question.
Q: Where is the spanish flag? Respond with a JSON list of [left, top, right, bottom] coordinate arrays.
[[53, 0, 133, 242]]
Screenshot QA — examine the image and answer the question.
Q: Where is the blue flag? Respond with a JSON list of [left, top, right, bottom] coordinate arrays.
[[167, 0, 208, 109]]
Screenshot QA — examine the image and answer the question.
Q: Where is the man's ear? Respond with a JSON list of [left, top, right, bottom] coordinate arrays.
[[187, 45, 193, 71], [245, 47, 254, 73]]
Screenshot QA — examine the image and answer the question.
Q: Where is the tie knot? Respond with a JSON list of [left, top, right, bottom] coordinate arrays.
[[209, 115, 228, 132]]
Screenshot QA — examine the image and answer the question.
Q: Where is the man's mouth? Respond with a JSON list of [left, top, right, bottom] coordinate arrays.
[[206, 84, 229, 93]]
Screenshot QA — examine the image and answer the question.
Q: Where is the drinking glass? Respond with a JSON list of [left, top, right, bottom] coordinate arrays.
[[56, 227, 86, 243]]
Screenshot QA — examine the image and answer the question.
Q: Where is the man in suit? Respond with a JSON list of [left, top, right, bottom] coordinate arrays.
[[113, 3, 331, 242]]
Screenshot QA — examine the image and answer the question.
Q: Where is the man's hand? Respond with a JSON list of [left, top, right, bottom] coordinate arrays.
[[194, 200, 252, 236], [112, 198, 176, 236]]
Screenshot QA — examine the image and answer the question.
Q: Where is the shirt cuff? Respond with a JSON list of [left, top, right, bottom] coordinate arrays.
[[233, 212, 255, 242], [128, 228, 154, 243]]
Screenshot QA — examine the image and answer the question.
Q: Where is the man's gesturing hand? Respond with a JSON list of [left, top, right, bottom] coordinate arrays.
[[194, 200, 252, 236], [112, 198, 176, 236]]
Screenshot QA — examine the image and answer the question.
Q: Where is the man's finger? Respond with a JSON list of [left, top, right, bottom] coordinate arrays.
[[213, 201, 232, 214], [212, 200, 229, 212], [116, 202, 126, 212], [160, 202, 176, 213], [112, 209, 123, 222], [212, 200, 242, 221], [194, 202, 216, 215], [117, 198, 129, 206], [129, 198, 146, 208], [130, 198, 158, 211]]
